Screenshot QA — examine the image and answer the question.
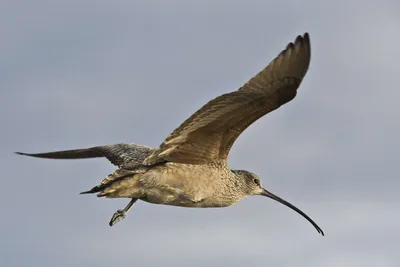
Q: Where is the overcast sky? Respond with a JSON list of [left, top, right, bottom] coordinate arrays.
[[1, 1, 399, 266]]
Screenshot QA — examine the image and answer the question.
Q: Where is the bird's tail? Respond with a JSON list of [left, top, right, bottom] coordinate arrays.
[[80, 169, 140, 198]]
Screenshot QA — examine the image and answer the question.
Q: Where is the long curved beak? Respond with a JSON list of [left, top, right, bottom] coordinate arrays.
[[261, 188, 324, 236]]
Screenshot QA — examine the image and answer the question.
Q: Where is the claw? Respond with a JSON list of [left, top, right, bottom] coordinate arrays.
[[109, 210, 126, 226]]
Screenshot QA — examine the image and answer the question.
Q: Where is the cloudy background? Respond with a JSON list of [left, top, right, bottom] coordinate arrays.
[[1, 0, 399, 266]]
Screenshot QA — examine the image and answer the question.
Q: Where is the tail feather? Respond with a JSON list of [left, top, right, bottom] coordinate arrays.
[[80, 181, 119, 196], [97, 191, 113, 197], [80, 186, 103, 195], [80, 169, 138, 196]]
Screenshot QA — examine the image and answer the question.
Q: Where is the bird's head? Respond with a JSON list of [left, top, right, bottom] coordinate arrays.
[[231, 169, 264, 195], [231, 169, 324, 236]]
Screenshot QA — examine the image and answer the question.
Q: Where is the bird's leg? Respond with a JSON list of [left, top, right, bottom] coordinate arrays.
[[109, 198, 138, 226]]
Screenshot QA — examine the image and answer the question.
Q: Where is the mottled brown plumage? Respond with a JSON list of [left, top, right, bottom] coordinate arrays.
[[16, 33, 324, 235]]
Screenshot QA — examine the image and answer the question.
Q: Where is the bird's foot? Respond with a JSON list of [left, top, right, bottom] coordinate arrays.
[[109, 209, 126, 227]]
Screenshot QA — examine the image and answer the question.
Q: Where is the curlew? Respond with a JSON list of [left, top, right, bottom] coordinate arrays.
[[17, 33, 324, 235]]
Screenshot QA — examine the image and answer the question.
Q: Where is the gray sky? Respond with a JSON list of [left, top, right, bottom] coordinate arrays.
[[1, 0, 399, 266]]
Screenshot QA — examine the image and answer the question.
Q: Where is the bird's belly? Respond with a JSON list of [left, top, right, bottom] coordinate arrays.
[[138, 162, 239, 208], [139, 188, 231, 208]]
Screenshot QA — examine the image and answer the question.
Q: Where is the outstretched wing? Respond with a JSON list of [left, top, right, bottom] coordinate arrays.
[[144, 33, 311, 165], [16, 143, 155, 168]]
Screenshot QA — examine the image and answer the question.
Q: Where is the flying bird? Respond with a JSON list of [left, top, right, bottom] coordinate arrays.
[[17, 32, 324, 235]]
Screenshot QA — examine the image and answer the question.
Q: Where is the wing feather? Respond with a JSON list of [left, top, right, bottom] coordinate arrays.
[[144, 33, 311, 165], [16, 143, 155, 168]]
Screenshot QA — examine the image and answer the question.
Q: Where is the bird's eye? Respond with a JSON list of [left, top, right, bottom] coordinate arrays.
[[253, 179, 260, 186]]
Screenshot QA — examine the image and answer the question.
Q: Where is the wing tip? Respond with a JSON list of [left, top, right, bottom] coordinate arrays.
[[14, 151, 52, 158], [15, 152, 31, 156], [280, 32, 311, 59], [302, 32, 310, 41], [290, 32, 310, 48]]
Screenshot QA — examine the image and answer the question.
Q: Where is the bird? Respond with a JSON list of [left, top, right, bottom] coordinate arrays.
[[16, 32, 324, 236]]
